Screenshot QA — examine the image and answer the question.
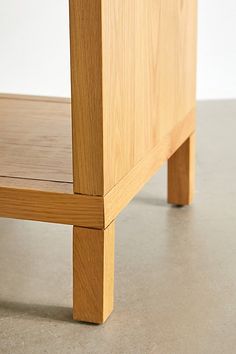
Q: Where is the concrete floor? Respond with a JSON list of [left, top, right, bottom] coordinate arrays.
[[0, 100, 236, 354]]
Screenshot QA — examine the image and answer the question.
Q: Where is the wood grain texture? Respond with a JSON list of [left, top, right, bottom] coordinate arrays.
[[168, 133, 196, 205], [0, 2, 197, 327], [0, 176, 73, 194], [69, 0, 104, 195], [0, 106, 195, 228], [102, 0, 197, 193], [0, 187, 104, 228], [0, 95, 72, 183], [68, 0, 197, 196], [73, 223, 115, 324], [0, 93, 71, 104], [104, 110, 195, 227]]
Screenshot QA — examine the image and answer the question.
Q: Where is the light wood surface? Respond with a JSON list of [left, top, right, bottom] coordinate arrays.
[[0, 93, 71, 104], [0, 186, 104, 228], [0, 176, 73, 194], [0, 0, 197, 325], [104, 110, 195, 226], [0, 94, 104, 228], [0, 94, 195, 228], [73, 223, 115, 324], [168, 133, 196, 205], [102, 0, 197, 194], [69, 0, 104, 195], [0, 95, 72, 184], [69, 0, 197, 196]]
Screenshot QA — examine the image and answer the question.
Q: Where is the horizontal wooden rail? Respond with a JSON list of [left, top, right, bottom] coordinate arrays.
[[0, 187, 104, 228]]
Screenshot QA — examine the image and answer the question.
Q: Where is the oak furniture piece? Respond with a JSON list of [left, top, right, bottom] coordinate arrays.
[[0, 0, 197, 324]]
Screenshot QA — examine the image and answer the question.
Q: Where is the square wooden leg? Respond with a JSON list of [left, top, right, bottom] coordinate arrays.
[[73, 222, 115, 324], [168, 133, 195, 206]]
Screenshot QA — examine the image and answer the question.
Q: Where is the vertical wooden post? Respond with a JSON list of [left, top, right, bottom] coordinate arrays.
[[168, 133, 196, 206], [69, 0, 114, 324], [73, 223, 115, 324], [69, 0, 104, 196]]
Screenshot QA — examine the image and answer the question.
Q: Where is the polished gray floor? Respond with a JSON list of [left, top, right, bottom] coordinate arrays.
[[0, 101, 236, 354]]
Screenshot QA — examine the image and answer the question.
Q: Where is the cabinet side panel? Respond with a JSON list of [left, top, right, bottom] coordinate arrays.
[[102, 0, 197, 193]]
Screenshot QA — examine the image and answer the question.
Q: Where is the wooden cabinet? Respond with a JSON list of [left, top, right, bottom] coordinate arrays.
[[0, 0, 197, 323]]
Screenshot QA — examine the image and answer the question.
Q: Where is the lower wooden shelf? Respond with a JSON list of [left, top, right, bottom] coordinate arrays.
[[0, 94, 195, 230], [0, 94, 104, 228], [0, 94, 73, 193]]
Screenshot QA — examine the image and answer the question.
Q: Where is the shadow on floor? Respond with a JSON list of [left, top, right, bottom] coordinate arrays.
[[133, 195, 168, 207], [134, 195, 185, 208], [0, 300, 76, 324], [0, 300, 100, 326]]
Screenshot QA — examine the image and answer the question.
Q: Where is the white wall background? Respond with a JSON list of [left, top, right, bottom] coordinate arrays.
[[198, 0, 236, 99], [0, 0, 70, 97], [0, 0, 235, 100]]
